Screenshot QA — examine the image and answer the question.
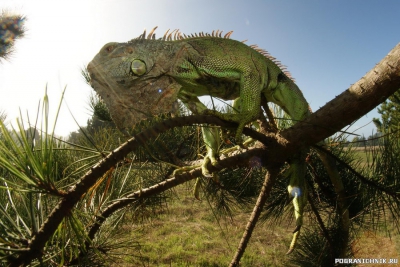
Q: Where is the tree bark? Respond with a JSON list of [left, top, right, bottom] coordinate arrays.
[[282, 43, 400, 148]]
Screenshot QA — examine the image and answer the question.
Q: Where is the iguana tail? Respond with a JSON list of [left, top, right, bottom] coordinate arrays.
[[286, 153, 308, 254]]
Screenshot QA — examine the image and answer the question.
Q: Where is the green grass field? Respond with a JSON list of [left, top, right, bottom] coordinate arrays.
[[350, 146, 379, 166], [112, 183, 293, 266], [109, 178, 400, 266]]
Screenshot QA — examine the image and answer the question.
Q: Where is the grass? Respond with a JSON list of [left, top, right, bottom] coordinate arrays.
[[346, 146, 379, 166], [111, 182, 293, 267], [352, 231, 400, 266], [108, 180, 400, 266]]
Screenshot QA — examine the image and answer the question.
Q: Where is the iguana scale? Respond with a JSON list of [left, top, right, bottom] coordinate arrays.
[[87, 27, 310, 253]]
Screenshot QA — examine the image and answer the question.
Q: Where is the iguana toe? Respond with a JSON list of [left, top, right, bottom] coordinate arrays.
[[201, 156, 213, 178]]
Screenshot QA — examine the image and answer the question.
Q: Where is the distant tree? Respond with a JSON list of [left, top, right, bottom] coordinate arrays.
[[351, 135, 366, 147], [86, 93, 115, 134], [67, 93, 115, 143], [373, 90, 400, 134], [366, 132, 383, 146], [67, 126, 88, 144], [350, 133, 383, 147]]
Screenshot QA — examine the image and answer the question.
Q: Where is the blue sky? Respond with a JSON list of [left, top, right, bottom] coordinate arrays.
[[0, 0, 399, 137]]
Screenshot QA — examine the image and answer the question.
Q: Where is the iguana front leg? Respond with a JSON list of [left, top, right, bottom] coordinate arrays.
[[174, 125, 220, 199], [195, 66, 262, 145], [219, 97, 259, 155], [200, 125, 220, 177], [202, 109, 259, 146], [173, 92, 221, 198]]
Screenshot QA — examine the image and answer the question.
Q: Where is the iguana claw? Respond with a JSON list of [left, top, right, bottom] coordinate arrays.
[[292, 225, 301, 233], [286, 225, 302, 254]]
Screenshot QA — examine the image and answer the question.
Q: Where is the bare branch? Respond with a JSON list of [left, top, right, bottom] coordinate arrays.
[[229, 164, 281, 267]]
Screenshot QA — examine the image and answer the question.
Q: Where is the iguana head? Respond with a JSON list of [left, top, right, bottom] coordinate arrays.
[[87, 36, 182, 131]]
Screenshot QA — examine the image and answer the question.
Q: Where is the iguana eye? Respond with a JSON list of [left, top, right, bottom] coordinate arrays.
[[131, 59, 146, 76]]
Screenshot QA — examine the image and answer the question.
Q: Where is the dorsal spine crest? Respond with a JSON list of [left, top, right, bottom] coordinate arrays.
[[130, 26, 293, 80]]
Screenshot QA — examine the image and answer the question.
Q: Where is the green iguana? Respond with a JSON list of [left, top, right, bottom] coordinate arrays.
[[87, 27, 310, 254]]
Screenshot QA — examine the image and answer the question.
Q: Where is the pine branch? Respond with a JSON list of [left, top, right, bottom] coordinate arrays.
[[314, 144, 399, 198], [316, 149, 349, 258], [229, 164, 281, 267], [9, 116, 267, 267], [86, 147, 264, 243]]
